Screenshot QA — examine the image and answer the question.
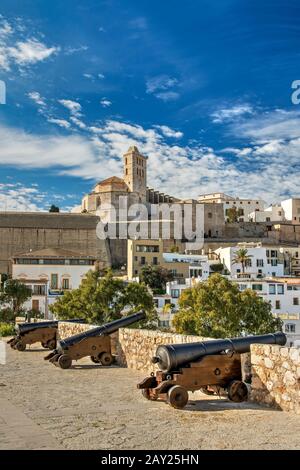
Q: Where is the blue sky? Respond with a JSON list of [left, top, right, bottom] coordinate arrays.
[[0, 0, 300, 211]]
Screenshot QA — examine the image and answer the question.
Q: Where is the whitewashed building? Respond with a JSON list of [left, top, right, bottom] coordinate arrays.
[[12, 248, 96, 318], [215, 244, 285, 278], [248, 204, 284, 223], [280, 198, 300, 224], [198, 193, 265, 222]]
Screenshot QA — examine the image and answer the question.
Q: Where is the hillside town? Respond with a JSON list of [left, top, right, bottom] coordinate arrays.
[[1, 146, 300, 346]]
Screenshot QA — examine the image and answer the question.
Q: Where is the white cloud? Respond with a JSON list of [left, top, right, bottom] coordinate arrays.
[[235, 109, 300, 142], [58, 99, 82, 117], [0, 17, 59, 71], [70, 116, 87, 129], [154, 125, 183, 139], [146, 75, 179, 101], [83, 73, 93, 79], [100, 98, 112, 108], [155, 91, 180, 102], [48, 118, 71, 129], [0, 20, 13, 38], [65, 45, 88, 55], [1, 112, 300, 204], [27, 91, 46, 107], [0, 183, 41, 211], [211, 104, 254, 123], [98, 73, 105, 79], [7, 39, 59, 67], [146, 75, 178, 93]]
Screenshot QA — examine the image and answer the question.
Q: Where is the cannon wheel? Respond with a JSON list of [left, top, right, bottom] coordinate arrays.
[[16, 342, 26, 352], [90, 355, 101, 364], [58, 354, 72, 369], [99, 352, 114, 366], [227, 380, 248, 403], [141, 388, 157, 401], [167, 385, 189, 409], [47, 340, 56, 350]]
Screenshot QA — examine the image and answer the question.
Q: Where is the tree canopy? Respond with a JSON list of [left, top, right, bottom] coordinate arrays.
[[50, 269, 157, 327], [232, 248, 253, 273], [49, 205, 60, 213], [140, 265, 173, 293], [172, 273, 282, 338], [0, 279, 32, 320]]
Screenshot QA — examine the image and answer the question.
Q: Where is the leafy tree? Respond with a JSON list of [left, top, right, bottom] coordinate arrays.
[[140, 265, 173, 293], [50, 269, 157, 327], [0, 279, 32, 319], [232, 248, 253, 273], [170, 245, 180, 253], [172, 273, 282, 338], [49, 205, 60, 213], [210, 263, 224, 273], [226, 206, 244, 223]]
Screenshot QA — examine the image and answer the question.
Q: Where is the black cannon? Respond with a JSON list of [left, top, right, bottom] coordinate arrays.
[[138, 332, 286, 409], [7, 319, 86, 351], [45, 311, 146, 369]]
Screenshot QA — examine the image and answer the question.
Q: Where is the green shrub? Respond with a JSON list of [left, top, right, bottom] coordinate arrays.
[[0, 322, 15, 337]]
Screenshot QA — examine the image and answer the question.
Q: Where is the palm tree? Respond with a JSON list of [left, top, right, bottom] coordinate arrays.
[[232, 249, 253, 273]]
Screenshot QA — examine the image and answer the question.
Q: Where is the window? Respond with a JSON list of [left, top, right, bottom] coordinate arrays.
[[296, 252, 299, 258], [62, 278, 70, 290], [266, 217, 270, 222], [33, 285, 46, 296], [269, 284, 276, 294], [208, 212, 212, 219], [245, 259, 252, 267], [239, 284, 247, 291], [266, 250, 270, 257], [252, 284, 262, 291], [277, 284, 284, 295], [271, 250, 277, 257], [171, 289, 180, 298], [271, 259, 278, 266], [285, 323, 296, 333], [50, 274, 58, 290], [287, 285, 292, 291], [152, 257, 158, 265], [165, 299, 171, 305], [256, 259, 264, 267], [153, 299, 159, 308], [293, 297, 299, 305], [141, 257, 146, 265], [136, 245, 159, 253], [275, 300, 281, 309]]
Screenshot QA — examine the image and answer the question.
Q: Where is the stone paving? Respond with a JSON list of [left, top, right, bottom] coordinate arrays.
[[1, 341, 300, 450]]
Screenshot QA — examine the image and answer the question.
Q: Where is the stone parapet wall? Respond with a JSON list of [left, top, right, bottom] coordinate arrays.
[[57, 322, 209, 371], [251, 344, 300, 414], [117, 328, 210, 371]]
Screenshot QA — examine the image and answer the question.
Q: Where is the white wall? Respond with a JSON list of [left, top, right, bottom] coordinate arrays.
[[215, 246, 284, 278], [13, 264, 94, 290]]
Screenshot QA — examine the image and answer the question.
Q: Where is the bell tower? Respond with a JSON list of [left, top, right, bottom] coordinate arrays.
[[123, 146, 147, 200]]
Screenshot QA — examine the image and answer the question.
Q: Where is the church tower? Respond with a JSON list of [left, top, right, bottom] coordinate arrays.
[[123, 146, 147, 201]]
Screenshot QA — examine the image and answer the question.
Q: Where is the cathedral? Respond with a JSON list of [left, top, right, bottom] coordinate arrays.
[[80, 146, 177, 215]]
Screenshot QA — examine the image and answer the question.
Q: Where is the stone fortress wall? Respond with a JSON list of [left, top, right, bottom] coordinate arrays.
[[0, 212, 111, 274], [58, 322, 300, 414]]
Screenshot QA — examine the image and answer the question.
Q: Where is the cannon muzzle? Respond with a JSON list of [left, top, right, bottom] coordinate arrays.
[[153, 332, 286, 373]]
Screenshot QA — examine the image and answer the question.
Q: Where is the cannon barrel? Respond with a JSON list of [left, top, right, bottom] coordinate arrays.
[[152, 332, 287, 373], [57, 311, 146, 350], [16, 318, 86, 335]]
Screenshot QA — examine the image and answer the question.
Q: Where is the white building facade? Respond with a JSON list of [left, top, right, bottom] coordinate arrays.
[[215, 244, 285, 278], [12, 248, 96, 318], [198, 193, 265, 222]]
